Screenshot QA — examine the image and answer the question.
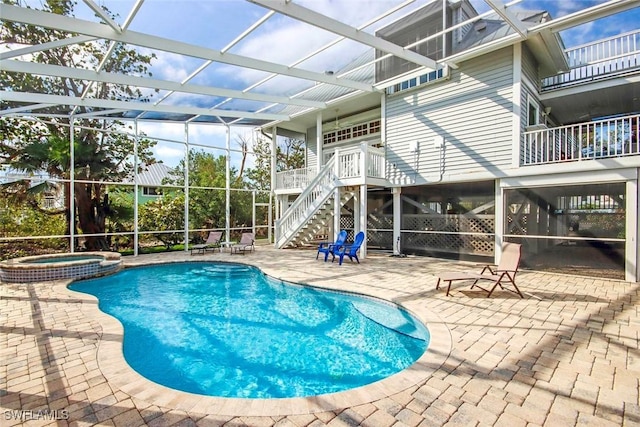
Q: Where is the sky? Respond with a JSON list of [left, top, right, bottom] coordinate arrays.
[[6, 0, 640, 170]]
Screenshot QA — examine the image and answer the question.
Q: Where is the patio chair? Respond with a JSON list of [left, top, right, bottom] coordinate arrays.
[[332, 231, 365, 265], [436, 242, 523, 297], [316, 230, 347, 262], [230, 233, 255, 255], [190, 231, 223, 255]]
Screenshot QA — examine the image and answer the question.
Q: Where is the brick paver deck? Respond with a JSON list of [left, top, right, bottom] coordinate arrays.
[[1, 247, 638, 426]]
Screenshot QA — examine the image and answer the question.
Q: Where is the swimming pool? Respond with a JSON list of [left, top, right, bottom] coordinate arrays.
[[69, 262, 430, 399]]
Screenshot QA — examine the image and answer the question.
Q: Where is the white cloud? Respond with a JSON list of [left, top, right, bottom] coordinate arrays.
[[218, 0, 404, 90], [135, 121, 258, 169]]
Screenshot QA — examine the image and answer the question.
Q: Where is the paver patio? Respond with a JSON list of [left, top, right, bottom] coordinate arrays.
[[1, 246, 638, 426]]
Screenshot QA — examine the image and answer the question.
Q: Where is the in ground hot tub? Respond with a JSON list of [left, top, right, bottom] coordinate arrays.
[[0, 252, 122, 283]]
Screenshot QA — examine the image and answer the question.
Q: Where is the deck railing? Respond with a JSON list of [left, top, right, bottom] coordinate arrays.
[[334, 143, 386, 180], [275, 166, 316, 190], [522, 114, 639, 165], [275, 142, 385, 190], [542, 30, 640, 90]]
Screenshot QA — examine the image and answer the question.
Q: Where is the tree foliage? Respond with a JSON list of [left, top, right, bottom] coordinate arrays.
[[0, 0, 158, 250], [138, 192, 185, 248], [245, 135, 306, 190]]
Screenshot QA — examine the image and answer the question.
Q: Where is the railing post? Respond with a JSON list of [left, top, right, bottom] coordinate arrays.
[[334, 148, 341, 179], [360, 142, 368, 182]]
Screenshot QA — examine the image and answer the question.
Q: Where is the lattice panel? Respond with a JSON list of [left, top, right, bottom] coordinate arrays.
[[507, 214, 529, 235], [368, 214, 393, 229], [340, 216, 354, 229], [402, 232, 494, 256], [368, 230, 393, 250], [402, 215, 494, 233]]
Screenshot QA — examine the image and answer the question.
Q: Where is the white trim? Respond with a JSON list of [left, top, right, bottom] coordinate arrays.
[[500, 168, 638, 188], [512, 43, 523, 169], [526, 93, 541, 127]]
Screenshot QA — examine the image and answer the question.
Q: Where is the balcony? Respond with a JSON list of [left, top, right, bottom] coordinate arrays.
[[542, 30, 640, 91], [522, 114, 639, 165], [275, 142, 386, 192]]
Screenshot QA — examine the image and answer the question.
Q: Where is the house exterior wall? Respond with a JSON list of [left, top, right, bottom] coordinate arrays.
[[307, 127, 320, 171], [385, 46, 515, 186]]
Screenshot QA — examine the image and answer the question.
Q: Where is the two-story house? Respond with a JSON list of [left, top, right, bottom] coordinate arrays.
[[267, 0, 640, 282]]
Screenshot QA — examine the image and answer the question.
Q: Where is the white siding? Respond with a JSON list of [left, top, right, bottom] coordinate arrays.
[[521, 44, 539, 90], [386, 47, 515, 185], [307, 127, 319, 170]]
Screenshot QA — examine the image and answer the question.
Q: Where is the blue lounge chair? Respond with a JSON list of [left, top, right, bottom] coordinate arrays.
[[332, 231, 365, 265], [316, 230, 347, 262]]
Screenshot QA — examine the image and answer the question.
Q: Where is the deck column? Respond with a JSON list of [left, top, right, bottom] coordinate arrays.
[[393, 187, 401, 256], [333, 187, 341, 242], [495, 179, 504, 263], [626, 177, 639, 282], [360, 184, 367, 259], [316, 112, 323, 173]]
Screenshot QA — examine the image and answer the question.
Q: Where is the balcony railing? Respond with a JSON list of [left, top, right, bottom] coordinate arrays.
[[275, 166, 316, 190], [275, 142, 386, 191], [542, 30, 640, 90], [522, 114, 639, 165]]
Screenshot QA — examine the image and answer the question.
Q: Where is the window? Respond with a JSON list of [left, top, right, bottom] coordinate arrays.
[[528, 97, 539, 126], [143, 186, 162, 196], [337, 128, 352, 142], [323, 132, 336, 145], [322, 119, 381, 146]]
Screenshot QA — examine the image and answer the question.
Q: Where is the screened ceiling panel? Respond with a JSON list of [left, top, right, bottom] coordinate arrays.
[[1, 0, 638, 128]]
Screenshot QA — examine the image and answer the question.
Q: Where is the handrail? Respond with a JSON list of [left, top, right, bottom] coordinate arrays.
[[274, 157, 337, 248]]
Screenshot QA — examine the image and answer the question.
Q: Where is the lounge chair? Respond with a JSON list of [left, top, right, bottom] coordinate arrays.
[[332, 231, 365, 265], [230, 233, 255, 255], [436, 242, 523, 297], [316, 230, 347, 262], [190, 231, 223, 255]]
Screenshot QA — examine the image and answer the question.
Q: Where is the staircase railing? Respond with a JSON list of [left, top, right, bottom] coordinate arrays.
[[274, 157, 337, 248]]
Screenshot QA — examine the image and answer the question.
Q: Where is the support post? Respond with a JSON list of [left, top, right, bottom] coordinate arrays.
[[271, 126, 277, 245], [626, 178, 639, 282], [392, 187, 401, 255], [495, 180, 504, 263], [70, 117, 75, 253], [316, 112, 323, 173], [333, 187, 341, 241], [133, 121, 139, 256], [268, 191, 273, 244], [184, 123, 190, 251], [225, 125, 231, 242], [359, 141, 367, 183], [360, 184, 367, 259], [252, 190, 256, 237]]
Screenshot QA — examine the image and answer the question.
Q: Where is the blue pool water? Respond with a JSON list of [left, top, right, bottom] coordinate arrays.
[[69, 262, 429, 398]]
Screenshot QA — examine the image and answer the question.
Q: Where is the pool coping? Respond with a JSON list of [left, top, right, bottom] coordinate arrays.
[[61, 259, 452, 417]]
